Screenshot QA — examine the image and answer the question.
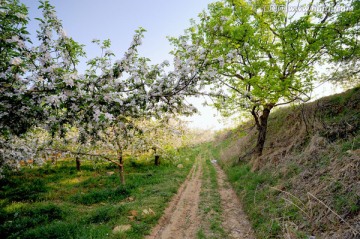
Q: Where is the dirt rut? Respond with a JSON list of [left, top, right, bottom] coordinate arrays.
[[146, 160, 203, 239], [147, 157, 255, 239], [215, 164, 256, 239]]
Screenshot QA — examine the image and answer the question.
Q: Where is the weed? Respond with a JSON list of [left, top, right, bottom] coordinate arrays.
[[196, 228, 207, 239], [211, 87, 360, 238]]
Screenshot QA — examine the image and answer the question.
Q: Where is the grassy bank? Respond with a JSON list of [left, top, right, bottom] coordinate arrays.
[[213, 87, 360, 238], [0, 147, 198, 239]]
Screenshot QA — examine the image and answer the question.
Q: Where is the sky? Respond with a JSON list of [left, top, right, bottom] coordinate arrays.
[[21, 0, 230, 130]]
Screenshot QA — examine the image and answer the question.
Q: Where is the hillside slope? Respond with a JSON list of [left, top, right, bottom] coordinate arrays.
[[212, 87, 360, 239]]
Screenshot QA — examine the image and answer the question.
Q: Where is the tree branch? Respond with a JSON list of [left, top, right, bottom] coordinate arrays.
[[251, 105, 261, 129], [43, 148, 122, 167]]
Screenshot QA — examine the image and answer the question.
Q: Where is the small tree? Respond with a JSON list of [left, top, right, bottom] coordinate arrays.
[[133, 117, 186, 166], [170, 0, 357, 161]]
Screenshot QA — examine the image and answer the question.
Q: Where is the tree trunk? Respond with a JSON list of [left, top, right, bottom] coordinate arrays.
[[252, 105, 273, 157], [76, 156, 81, 171], [155, 155, 160, 166], [153, 147, 160, 166], [118, 152, 125, 185]]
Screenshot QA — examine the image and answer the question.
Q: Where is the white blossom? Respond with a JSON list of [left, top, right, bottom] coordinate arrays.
[[220, 16, 229, 22], [104, 113, 114, 121], [226, 52, 234, 60], [15, 12, 27, 19], [218, 56, 225, 67], [10, 57, 22, 66], [60, 29, 67, 38]]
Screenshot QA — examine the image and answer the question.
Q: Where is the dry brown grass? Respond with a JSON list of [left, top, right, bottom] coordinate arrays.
[[218, 87, 360, 238]]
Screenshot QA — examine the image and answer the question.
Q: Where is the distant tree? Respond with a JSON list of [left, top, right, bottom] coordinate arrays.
[[133, 117, 186, 166], [170, 0, 358, 161]]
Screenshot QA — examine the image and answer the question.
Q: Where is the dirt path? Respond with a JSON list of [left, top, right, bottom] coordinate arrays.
[[147, 157, 255, 239], [146, 158, 203, 239], [215, 164, 256, 239]]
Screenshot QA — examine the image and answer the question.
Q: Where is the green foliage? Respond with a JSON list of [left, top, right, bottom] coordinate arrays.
[[20, 221, 110, 239], [171, 0, 357, 116], [327, 180, 360, 216]]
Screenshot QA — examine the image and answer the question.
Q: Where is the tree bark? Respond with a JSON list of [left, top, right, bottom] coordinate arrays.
[[252, 104, 273, 157], [155, 155, 160, 166], [76, 156, 81, 171], [153, 147, 160, 166], [118, 151, 125, 185]]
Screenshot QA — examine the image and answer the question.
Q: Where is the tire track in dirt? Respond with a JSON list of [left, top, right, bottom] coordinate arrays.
[[146, 157, 203, 239], [215, 164, 256, 239]]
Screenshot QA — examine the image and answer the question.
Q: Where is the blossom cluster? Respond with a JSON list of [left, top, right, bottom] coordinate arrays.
[[0, 0, 198, 175]]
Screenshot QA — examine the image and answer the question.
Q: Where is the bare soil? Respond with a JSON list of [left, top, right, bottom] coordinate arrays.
[[146, 159, 203, 239], [147, 157, 255, 239], [215, 164, 256, 239]]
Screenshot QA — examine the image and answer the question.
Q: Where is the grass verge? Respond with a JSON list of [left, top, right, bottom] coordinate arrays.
[[197, 145, 226, 239], [0, 147, 199, 239]]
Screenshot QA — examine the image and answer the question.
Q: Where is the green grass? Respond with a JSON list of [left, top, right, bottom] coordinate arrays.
[[206, 87, 360, 238], [341, 134, 360, 152], [0, 147, 199, 239], [197, 144, 226, 239], [224, 163, 308, 239], [207, 137, 309, 239]]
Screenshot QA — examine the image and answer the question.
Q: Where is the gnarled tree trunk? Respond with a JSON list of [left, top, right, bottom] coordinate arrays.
[[251, 104, 274, 157]]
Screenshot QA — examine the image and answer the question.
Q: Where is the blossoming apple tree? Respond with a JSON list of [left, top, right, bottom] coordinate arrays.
[[0, 0, 197, 180], [1, 0, 85, 174]]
